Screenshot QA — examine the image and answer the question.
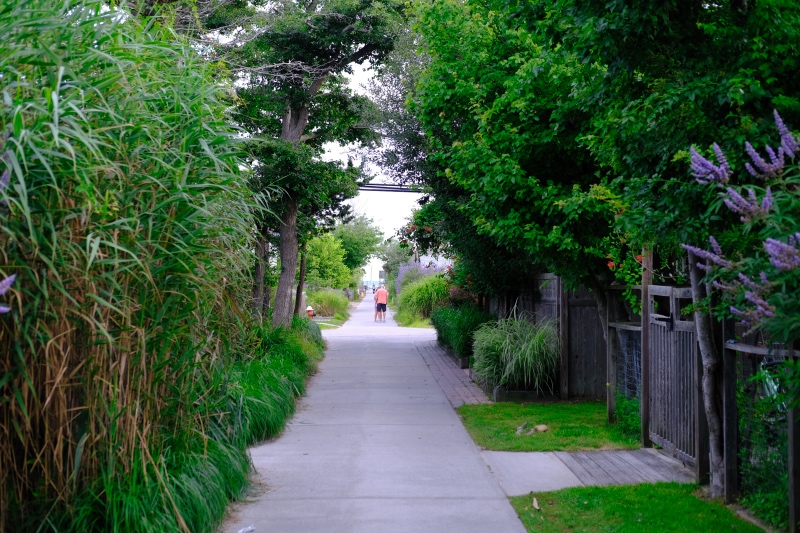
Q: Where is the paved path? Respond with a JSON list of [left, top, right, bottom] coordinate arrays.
[[222, 297, 527, 533]]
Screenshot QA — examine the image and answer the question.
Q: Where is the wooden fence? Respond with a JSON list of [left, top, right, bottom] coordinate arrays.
[[644, 285, 707, 473], [488, 273, 606, 400], [488, 262, 799, 523]]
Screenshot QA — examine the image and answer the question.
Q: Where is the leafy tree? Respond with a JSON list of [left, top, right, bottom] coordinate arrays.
[[210, 0, 405, 327], [247, 141, 358, 315], [408, 0, 800, 497], [332, 215, 383, 273], [304, 234, 352, 289], [401, 199, 532, 298], [411, 0, 616, 322], [378, 237, 414, 280], [530, 0, 800, 498]]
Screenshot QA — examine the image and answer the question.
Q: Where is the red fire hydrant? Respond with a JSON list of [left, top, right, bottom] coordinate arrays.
[[306, 305, 315, 318]]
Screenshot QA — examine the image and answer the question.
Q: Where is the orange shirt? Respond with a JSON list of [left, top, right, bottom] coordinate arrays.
[[375, 288, 389, 304]]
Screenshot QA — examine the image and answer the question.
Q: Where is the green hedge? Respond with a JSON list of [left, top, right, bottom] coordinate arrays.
[[430, 305, 495, 357]]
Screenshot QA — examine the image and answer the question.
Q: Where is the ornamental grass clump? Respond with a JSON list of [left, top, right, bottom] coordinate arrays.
[[307, 289, 349, 318], [472, 314, 559, 393], [397, 274, 449, 319]]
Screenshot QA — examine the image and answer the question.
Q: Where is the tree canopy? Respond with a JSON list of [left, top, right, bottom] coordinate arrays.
[[332, 215, 384, 272]]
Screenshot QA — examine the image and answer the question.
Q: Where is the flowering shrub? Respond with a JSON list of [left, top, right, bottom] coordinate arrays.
[[684, 111, 800, 404], [395, 261, 444, 294]]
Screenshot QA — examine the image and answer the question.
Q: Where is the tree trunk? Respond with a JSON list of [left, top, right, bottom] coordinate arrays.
[[688, 249, 725, 497], [252, 224, 269, 315], [270, 101, 316, 328], [263, 239, 271, 316], [272, 198, 299, 328], [293, 242, 307, 318]]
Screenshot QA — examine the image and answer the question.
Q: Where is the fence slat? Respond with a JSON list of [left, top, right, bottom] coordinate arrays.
[[646, 285, 701, 474]]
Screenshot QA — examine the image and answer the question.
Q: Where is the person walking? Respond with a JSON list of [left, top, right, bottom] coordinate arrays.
[[374, 284, 389, 323]]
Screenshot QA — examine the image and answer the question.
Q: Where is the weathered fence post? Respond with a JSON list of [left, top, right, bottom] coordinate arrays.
[[606, 290, 617, 422], [695, 337, 710, 484], [721, 318, 738, 502], [640, 248, 653, 447], [558, 276, 569, 400]]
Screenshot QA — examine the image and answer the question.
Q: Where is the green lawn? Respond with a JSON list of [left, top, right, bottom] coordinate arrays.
[[457, 401, 639, 452], [510, 483, 762, 532]]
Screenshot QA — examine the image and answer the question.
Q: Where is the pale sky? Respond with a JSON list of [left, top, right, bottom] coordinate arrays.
[[322, 64, 424, 285]]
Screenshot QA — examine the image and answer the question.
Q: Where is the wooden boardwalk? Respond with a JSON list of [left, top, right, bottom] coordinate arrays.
[[555, 449, 694, 485], [417, 339, 695, 489]]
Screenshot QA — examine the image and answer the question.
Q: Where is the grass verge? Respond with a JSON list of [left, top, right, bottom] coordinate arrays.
[[509, 483, 762, 532], [457, 401, 638, 452]]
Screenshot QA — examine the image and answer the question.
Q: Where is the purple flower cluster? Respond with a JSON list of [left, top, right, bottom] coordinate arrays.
[[395, 261, 444, 294], [1, 135, 16, 313], [0, 274, 15, 314], [682, 237, 732, 270], [690, 144, 730, 186], [774, 109, 798, 158], [684, 110, 799, 330], [764, 234, 800, 271], [744, 141, 785, 179], [723, 187, 772, 222]]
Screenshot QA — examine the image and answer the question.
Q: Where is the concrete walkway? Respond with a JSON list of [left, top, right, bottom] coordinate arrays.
[[222, 297, 527, 533]]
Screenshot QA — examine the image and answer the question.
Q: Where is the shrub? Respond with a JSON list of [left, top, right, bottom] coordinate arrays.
[[397, 274, 449, 319], [472, 315, 559, 393], [395, 261, 444, 294], [614, 391, 641, 439], [230, 321, 324, 446], [431, 305, 495, 357], [307, 290, 350, 319], [737, 376, 789, 529]]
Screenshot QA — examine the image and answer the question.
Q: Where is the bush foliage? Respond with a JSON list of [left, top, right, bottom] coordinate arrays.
[[613, 391, 642, 440], [307, 290, 350, 319], [430, 305, 494, 357]]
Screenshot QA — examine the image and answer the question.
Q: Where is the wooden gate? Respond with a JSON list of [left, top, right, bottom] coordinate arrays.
[[646, 285, 707, 471]]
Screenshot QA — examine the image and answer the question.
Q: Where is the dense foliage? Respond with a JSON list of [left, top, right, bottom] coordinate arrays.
[[304, 234, 352, 289], [332, 215, 384, 274], [307, 290, 350, 320], [430, 305, 495, 358], [0, 2, 324, 530], [400, 0, 800, 501]]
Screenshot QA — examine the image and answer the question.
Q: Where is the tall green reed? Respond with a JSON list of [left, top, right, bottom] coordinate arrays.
[[0, 1, 258, 530], [397, 274, 449, 319], [472, 312, 560, 393]]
